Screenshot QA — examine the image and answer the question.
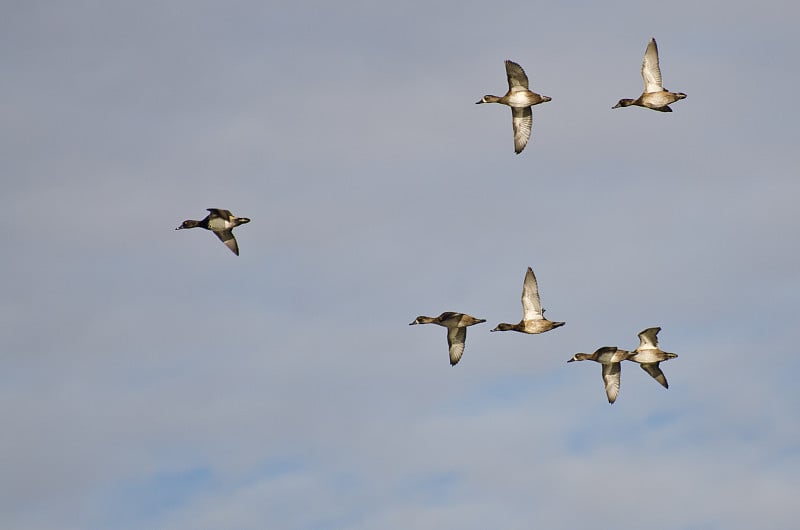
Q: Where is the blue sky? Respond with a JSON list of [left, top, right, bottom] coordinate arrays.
[[2, 1, 799, 529]]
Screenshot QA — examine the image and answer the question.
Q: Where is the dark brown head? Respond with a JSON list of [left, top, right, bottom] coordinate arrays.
[[491, 323, 516, 332], [176, 220, 201, 230], [612, 99, 635, 109], [476, 95, 501, 104]]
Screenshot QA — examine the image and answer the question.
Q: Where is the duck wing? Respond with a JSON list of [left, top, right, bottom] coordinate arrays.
[[505, 60, 530, 92], [214, 229, 240, 256], [602, 362, 621, 404], [436, 312, 461, 325], [637, 327, 661, 350], [641, 38, 664, 93], [447, 326, 467, 366], [511, 107, 532, 154], [640, 362, 669, 388], [521, 266, 543, 320], [207, 208, 233, 220]]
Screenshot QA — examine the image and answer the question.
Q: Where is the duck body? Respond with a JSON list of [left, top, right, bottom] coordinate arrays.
[[613, 38, 686, 112], [491, 267, 564, 334], [480, 90, 550, 108], [614, 90, 686, 112], [409, 312, 486, 366], [626, 327, 678, 388], [410, 312, 484, 328], [476, 60, 551, 154], [176, 208, 251, 256], [493, 319, 565, 334], [568, 346, 631, 404]]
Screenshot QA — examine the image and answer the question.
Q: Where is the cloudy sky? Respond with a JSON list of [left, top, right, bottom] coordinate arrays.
[[3, 1, 799, 529]]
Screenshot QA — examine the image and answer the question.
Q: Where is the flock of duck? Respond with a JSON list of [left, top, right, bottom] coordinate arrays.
[[476, 37, 686, 153], [176, 38, 685, 404], [408, 267, 678, 404]]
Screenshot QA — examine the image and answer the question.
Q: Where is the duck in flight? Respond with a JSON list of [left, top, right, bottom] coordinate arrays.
[[176, 208, 250, 256], [491, 266, 564, 334], [613, 38, 686, 112], [477, 60, 551, 153], [568, 346, 631, 404], [625, 327, 678, 389], [410, 312, 486, 366]]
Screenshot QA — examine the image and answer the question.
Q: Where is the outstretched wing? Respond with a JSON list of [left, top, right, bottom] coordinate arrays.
[[214, 229, 240, 256], [602, 362, 621, 404], [207, 208, 233, 220], [637, 327, 661, 350], [641, 38, 663, 93], [511, 107, 532, 154], [640, 363, 669, 388], [447, 326, 467, 366], [521, 267, 543, 320], [505, 60, 530, 92]]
